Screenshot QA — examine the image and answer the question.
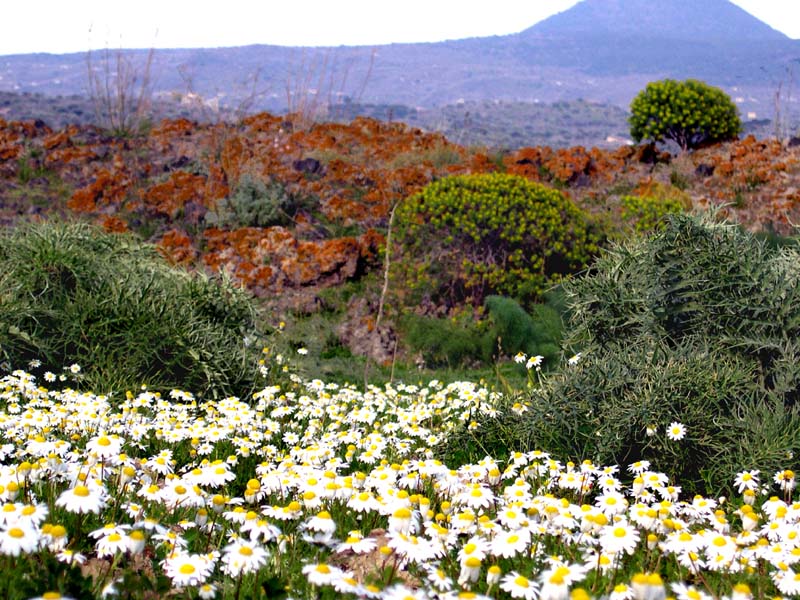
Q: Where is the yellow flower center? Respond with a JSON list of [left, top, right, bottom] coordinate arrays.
[[464, 556, 481, 568], [73, 485, 90, 497]]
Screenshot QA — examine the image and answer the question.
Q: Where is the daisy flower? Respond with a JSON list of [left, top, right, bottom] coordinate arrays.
[[599, 522, 641, 555], [491, 528, 530, 558], [526, 355, 543, 370], [84, 434, 124, 460], [303, 510, 337, 535], [55, 485, 106, 514], [336, 531, 377, 554], [456, 484, 495, 511], [388, 507, 416, 535], [500, 572, 539, 600], [95, 531, 130, 558], [0, 524, 39, 556], [458, 556, 483, 586], [630, 573, 666, 600], [775, 470, 796, 492], [567, 352, 581, 367], [628, 461, 651, 475], [388, 532, 442, 563], [610, 583, 635, 600], [162, 551, 216, 587], [487, 565, 503, 588], [539, 573, 570, 600], [666, 422, 687, 441], [773, 568, 800, 596], [221, 539, 269, 576], [672, 582, 713, 600], [734, 470, 760, 493], [302, 563, 345, 586]]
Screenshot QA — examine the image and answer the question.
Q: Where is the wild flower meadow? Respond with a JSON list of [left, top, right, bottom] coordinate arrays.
[[0, 352, 798, 600]]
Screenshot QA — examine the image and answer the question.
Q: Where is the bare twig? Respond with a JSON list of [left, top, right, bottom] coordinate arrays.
[[86, 46, 155, 136]]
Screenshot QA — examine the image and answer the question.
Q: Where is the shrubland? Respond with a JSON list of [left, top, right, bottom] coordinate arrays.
[[0, 102, 800, 597]]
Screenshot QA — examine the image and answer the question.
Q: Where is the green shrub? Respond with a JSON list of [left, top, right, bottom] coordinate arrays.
[[206, 173, 312, 228], [0, 221, 261, 396], [629, 79, 741, 150], [619, 191, 688, 234], [483, 212, 800, 494], [400, 313, 492, 368], [484, 295, 562, 364], [393, 173, 602, 311]]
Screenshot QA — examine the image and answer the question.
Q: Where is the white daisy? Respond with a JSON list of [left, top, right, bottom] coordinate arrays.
[[666, 422, 687, 441]]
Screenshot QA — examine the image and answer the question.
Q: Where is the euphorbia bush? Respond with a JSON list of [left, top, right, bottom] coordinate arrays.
[[393, 173, 602, 311], [629, 79, 741, 150], [620, 181, 691, 234]]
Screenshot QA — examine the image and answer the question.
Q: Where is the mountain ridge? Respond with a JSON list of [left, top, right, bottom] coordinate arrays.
[[525, 0, 789, 40]]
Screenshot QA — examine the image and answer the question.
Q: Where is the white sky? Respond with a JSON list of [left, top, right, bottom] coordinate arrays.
[[1, 0, 798, 56]]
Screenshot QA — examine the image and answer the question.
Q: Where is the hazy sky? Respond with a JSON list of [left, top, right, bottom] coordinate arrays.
[[2, 0, 798, 56]]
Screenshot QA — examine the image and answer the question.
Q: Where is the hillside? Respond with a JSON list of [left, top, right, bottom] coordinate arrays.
[[0, 0, 798, 126]]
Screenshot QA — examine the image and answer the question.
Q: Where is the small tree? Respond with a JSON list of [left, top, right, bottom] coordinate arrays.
[[629, 79, 741, 150]]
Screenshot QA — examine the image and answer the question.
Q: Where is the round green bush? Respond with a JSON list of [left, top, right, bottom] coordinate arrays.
[[629, 79, 741, 150], [0, 221, 261, 396], [393, 173, 602, 310]]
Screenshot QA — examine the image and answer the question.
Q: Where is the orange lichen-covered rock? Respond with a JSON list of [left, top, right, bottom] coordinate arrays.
[[150, 118, 196, 140], [42, 125, 80, 151], [283, 237, 363, 286], [98, 215, 129, 233], [0, 120, 23, 161], [45, 145, 97, 167], [68, 168, 132, 213], [140, 170, 219, 218], [157, 229, 197, 265], [200, 224, 381, 293]]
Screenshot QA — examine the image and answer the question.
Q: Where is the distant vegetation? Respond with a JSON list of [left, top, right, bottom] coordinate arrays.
[[0, 90, 206, 130], [331, 98, 635, 149], [1, 90, 636, 148]]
